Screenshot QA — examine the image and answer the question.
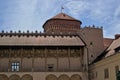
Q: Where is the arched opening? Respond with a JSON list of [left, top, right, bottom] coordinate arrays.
[[21, 74, 33, 80], [58, 74, 70, 80], [0, 74, 8, 80], [71, 74, 82, 80], [46, 74, 57, 80], [9, 74, 20, 80]]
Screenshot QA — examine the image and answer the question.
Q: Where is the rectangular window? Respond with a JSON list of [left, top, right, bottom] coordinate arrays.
[[115, 66, 119, 73], [104, 68, 109, 79], [11, 62, 20, 72], [95, 71, 97, 78], [91, 71, 97, 79], [91, 72, 94, 79]]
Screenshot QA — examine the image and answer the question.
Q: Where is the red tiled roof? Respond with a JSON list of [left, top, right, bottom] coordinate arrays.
[[103, 38, 114, 48], [52, 13, 77, 20]]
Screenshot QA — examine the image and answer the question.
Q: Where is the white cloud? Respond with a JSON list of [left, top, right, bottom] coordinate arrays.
[[0, 0, 59, 31], [0, 0, 38, 30], [64, 0, 120, 38], [65, 0, 117, 20], [103, 4, 120, 38], [114, 6, 120, 18], [65, 0, 90, 15]]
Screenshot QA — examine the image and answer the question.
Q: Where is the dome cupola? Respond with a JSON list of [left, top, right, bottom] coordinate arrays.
[[43, 13, 82, 34]]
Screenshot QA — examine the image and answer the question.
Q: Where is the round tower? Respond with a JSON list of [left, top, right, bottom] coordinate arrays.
[[43, 13, 82, 34]]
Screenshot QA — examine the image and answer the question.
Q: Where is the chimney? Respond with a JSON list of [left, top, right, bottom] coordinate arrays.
[[115, 34, 120, 40]]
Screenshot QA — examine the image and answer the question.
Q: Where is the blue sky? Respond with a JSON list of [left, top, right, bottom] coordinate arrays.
[[0, 0, 120, 38]]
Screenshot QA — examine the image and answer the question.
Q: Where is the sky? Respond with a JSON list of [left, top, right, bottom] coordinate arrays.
[[0, 0, 120, 38]]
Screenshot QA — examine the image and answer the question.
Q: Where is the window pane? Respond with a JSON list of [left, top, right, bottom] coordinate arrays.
[[115, 66, 119, 73], [16, 66, 19, 71], [17, 63, 19, 65], [12, 66, 14, 71], [11, 62, 20, 72], [104, 68, 109, 79], [15, 63, 17, 65]]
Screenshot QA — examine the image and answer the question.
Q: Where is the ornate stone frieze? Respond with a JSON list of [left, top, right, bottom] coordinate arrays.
[[0, 49, 9, 58], [10, 49, 21, 57], [58, 49, 68, 57], [70, 49, 80, 57], [22, 49, 33, 58], [46, 49, 57, 57], [34, 49, 45, 57]]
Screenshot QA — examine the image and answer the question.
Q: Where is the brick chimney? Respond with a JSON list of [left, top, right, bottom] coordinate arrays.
[[115, 34, 120, 40]]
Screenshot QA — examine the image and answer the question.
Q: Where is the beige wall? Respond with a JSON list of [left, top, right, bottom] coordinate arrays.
[[0, 55, 89, 80], [89, 52, 120, 80], [0, 58, 9, 72], [58, 58, 69, 71], [0, 57, 83, 72], [70, 58, 82, 71], [22, 58, 32, 72], [46, 58, 57, 71], [0, 45, 88, 80], [34, 58, 45, 71]]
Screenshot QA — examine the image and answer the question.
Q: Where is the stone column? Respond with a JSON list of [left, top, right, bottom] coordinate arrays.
[[68, 47, 70, 71], [56, 47, 58, 71], [45, 48, 47, 72], [21, 48, 23, 72], [32, 48, 34, 72], [8, 48, 11, 72]]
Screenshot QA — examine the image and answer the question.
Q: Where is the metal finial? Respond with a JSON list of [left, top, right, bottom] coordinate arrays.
[[61, 6, 64, 13]]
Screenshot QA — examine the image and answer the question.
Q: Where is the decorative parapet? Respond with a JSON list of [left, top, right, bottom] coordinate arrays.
[[83, 25, 103, 29], [0, 30, 78, 37]]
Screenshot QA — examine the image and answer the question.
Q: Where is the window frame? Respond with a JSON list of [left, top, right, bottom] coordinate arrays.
[[115, 65, 119, 73], [104, 68, 109, 79], [11, 61, 20, 72]]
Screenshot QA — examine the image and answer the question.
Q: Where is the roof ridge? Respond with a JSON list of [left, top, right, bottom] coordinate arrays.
[[52, 13, 77, 20]]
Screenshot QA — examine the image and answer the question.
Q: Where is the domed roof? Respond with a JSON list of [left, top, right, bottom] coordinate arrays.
[[43, 12, 82, 29], [52, 13, 77, 20]]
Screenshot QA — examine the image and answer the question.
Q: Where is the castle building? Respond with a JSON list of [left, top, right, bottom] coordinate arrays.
[[0, 13, 109, 80], [89, 35, 120, 80]]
